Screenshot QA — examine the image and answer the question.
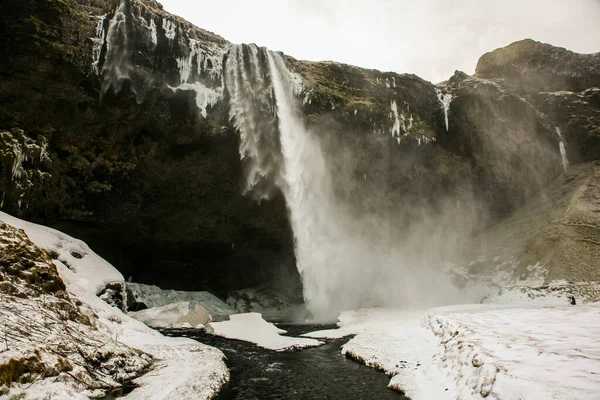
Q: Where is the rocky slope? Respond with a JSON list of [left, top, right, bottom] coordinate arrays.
[[457, 161, 600, 289], [0, 220, 152, 398], [0, 0, 598, 296]]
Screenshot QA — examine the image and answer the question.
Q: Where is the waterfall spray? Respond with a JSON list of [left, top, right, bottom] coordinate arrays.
[[226, 47, 464, 320]]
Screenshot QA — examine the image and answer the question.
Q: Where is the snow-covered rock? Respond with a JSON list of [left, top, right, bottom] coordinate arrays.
[[0, 211, 126, 310], [0, 212, 229, 399], [129, 302, 212, 328], [0, 220, 152, 399], [207, 312, 323, 351], [126, 282, 235, 318]]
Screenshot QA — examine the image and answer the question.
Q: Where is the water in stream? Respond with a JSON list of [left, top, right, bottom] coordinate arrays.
[[161, 325, 406, 400]]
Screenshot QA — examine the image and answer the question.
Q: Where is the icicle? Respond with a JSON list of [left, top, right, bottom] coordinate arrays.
[[435, 88, 452, 132], [556, 127, 569, 171]]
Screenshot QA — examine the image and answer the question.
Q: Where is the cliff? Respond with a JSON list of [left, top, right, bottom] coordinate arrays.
[[1, 0, 599, 295]]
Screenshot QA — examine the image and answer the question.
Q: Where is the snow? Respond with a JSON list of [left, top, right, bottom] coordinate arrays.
[[305, 302, 600, 400], [91, 14, 107, 74], [149, 18, 157, 47], [0, 211, 122, 297], [127, 282, 235, 318], [167, 81, 223, 118], [162, 18, 177, 40], [129, 302, 212, 329], [207, 313, 323, 351], [58, 264, 229, 400], [0, 212, 229, 399]]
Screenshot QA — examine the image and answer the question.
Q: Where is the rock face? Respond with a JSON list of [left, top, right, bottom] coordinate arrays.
[[474, 39, 600, 172], [0, 1, 598, 296], [0, 0, 296, 296], [476, 39, 600, 94], [460, 161, 600, 286]]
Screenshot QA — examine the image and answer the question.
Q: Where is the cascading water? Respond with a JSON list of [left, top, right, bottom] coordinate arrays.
[[101, 2, 131, 95], [225, 44, 285, 201], [226, 46, 463, 320], [435, 88, 452, 132], [555, 127, 569, 171]]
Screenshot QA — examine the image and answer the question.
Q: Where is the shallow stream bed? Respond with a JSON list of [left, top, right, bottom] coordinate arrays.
[[161, 324, 407, 400]]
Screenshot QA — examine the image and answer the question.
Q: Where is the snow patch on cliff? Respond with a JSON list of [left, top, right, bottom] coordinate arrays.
[[168, 81, 223, 118], [162, 18, 177, 40]]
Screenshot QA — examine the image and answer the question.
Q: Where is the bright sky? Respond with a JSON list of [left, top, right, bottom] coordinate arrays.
[[159, 0, 600, 83]]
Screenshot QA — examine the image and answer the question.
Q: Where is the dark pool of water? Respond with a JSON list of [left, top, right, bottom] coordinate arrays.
[[161, 324, 407, 400]]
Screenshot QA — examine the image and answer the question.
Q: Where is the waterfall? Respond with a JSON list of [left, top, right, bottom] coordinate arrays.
[[555, 127, 569, 171], [226, 47, 462, 320], [224, 44, 284, 201], [101, 2, 131, 95], [435, 88, 452, 132]]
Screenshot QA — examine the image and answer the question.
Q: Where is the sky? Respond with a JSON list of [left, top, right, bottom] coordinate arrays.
[[158, 0, 600, 83]]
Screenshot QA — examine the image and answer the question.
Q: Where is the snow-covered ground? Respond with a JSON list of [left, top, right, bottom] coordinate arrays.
[[0, 212, 229, 399], [305, 301, 600, 399], [207, 312, 323, 351]]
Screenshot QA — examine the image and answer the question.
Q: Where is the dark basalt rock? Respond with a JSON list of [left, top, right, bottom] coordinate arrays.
[[128, 301, 148, 312], [476, 39, 600, 94], [534, 88, 600, 164], [0, 0, 297, 297]]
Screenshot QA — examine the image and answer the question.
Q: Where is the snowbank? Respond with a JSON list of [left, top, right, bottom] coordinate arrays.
[[305, 303, 600, 400], [127, 282, 235, 317], [0, 211, 124, 307], [0, 212, 229, 399], [129, 302, 211, 328], [207, 313, 323, 351]]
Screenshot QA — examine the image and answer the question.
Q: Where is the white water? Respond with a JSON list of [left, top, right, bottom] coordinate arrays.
[[225, 44, 284, 200], [435, 88, 452, 131], [266, 52, 461, 319], [101, 2, 131, 95], [555, 127, 569, 171], [226, 46, 467, 320]]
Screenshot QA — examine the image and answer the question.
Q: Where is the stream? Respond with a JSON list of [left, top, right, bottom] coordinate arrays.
[[161, 324, 407, 400]]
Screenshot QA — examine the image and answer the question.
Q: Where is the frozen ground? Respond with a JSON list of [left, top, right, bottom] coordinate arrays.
[[305, 301, 600, 399], [0, 212, 229, 400], [207, 313, 323, 351]]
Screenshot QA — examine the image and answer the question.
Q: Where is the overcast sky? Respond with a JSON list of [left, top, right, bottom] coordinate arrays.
[[159, 0, 600, 83]]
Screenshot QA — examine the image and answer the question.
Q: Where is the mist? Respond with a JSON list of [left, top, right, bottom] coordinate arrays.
[[226, 45, 496, 321]]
